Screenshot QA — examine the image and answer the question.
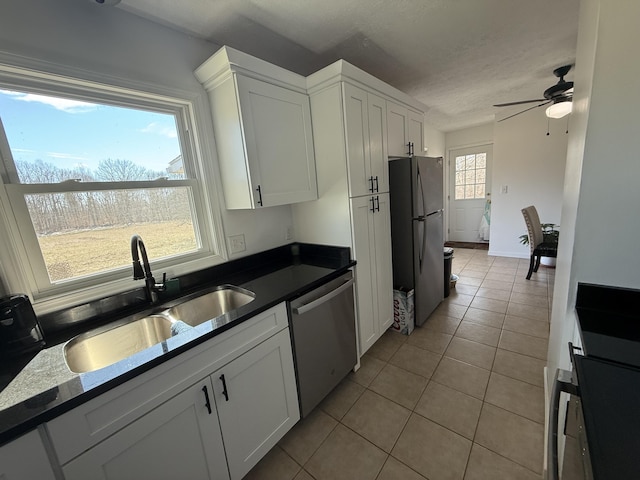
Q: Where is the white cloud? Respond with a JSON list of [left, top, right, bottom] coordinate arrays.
[[47, 152, 91, 161], [140, 122, 177, 138], [0, 89, 97, 113]]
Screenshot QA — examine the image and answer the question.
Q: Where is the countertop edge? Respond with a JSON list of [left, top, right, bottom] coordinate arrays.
[[0, 246, 355, 447]]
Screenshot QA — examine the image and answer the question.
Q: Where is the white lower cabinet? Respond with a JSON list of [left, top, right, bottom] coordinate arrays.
[[0, 429, 56, 480], [213, 328, 299, 479], [47, 303, 299, 480], [62, 380, 229, 480]]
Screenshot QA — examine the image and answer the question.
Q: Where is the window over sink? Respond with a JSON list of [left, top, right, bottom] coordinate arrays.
[[0, 63, 225, 310]]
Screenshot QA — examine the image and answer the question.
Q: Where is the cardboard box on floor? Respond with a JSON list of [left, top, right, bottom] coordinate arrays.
[[391, 288, 414, 335]]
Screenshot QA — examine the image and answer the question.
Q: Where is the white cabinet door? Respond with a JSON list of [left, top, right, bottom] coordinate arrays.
[[343, 84, 389, 197], [373, 193, 394, 332], [63, 380, 229, 480], [408, 109, 425, 156], [350, 194, 393, 354], [343, 83, 372, 198], [387, 101, 410, 157], [350, 195, 378, 353], [367, 94, 389, 193], [388, 101, 424, 157], [236, 75, 318, 208], [213, 328, 299, 480], [0, 430, 56, 480]]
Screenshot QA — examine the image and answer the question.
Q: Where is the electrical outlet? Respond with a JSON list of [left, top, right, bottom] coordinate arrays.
[[228, 234, 246, 254], [285, 225, 294, 241]]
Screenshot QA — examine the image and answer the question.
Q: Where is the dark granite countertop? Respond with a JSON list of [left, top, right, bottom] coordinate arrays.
[[573, 283, 640, 479], [0, 243, 355, 446]]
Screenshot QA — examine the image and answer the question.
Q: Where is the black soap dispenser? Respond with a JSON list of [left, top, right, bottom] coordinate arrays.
[[0, 294, 45, 358]]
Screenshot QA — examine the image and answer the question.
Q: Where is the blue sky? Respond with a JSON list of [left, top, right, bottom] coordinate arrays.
[[0, 88, 181, 172]]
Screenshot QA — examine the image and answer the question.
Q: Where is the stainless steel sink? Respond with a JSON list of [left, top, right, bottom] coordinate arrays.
[[64, 315, 174, 374], [163, 285, 255, 327], [63, 285, 256, 373]]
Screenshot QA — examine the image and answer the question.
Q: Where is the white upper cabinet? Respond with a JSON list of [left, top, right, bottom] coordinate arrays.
[[343, 84, 389, 196], [387, 100, 425, 157], [196, 47, 318, 209]]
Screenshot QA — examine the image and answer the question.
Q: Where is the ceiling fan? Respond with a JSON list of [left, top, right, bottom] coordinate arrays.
[[494, 65, 574, 122]]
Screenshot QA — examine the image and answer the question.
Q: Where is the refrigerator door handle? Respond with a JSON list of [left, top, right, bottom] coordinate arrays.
[[416, 164, 428, 219], [415, 163, 429, 272], [412, 218, 426, 271]]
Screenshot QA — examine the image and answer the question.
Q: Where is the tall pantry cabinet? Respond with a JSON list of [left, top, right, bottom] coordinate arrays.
[[293, 61, 427, 355]]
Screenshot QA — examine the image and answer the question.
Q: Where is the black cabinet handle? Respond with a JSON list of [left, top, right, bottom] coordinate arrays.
[[406, 142, 412, 156], [256, 185, 263, 206], [369, 196, 375, 213], [202, 385, 212, 414], [220, 374, 229, 401], [368, 176, 374, 192], [374, 176, 379, 193], [375, 196, 380, 212]]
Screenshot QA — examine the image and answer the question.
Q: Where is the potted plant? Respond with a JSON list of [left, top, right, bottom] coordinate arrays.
[[519, 223, 559, 266], [519, 223, 559, 246]]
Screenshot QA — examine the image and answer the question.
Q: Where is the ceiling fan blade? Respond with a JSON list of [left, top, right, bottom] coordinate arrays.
[[493, 99, 548, 107], [497, 101, 551, 122]]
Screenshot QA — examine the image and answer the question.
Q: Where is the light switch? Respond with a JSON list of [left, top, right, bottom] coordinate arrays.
[[501, 185, 508, 194]]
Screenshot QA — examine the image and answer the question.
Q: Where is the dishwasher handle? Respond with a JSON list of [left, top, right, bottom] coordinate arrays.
[[548, 368, 580, 480], [292, 278, 354, 316]]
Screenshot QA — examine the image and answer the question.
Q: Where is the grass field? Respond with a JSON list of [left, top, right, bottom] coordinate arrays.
[[37, 221, 197, 282]]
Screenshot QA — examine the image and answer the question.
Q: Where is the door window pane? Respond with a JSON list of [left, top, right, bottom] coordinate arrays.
[[454, 152, 488, 200]]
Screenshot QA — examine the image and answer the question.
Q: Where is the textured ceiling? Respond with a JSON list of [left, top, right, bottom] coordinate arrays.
[[117, 0, 580, 132]]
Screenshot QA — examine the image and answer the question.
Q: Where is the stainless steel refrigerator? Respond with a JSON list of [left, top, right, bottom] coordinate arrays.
[[389, 156, 444, 326]]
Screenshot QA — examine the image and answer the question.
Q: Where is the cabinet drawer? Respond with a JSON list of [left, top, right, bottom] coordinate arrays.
[[47, 303, 288, 464]]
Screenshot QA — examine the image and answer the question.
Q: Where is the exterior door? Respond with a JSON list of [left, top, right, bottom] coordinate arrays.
[[447, 145, 492, 242]]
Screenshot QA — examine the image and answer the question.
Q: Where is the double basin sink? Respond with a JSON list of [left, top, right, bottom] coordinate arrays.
[[64, 285, 255, 374]]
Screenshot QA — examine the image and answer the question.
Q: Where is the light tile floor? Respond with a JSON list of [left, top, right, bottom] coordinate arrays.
[[245, 248, 552, 480]]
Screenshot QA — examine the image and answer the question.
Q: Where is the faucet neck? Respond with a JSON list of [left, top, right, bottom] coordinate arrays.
[[131, 234, 166, 304], [131, 235, 153, 280]]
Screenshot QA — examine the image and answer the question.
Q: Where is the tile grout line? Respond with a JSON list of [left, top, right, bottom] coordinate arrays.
[[285, 249, 549, 480]]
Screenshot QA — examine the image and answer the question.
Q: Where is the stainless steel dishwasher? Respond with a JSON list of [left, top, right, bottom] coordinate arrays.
[[289, 271, 357, 418]]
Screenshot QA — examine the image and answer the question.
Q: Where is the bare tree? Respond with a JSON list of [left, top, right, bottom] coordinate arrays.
[[96, 159, 159, 181]]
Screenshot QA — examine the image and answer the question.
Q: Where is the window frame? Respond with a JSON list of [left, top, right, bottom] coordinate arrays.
[[453, 151, 488, 201], [0, 61, 227, 313]]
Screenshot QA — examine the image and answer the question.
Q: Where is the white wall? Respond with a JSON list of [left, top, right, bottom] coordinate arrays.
[[424, 123, 446, 158], [548, 0, 640, 384], [445, 123, 494, 151], [0, 0, 295, 266], [444, 123, 494, 243], [444, 112, 567, 256], [490, 108, 568, 257]]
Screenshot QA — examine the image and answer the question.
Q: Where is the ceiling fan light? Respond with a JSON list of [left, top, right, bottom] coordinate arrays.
[[546, 101, 573, 119]]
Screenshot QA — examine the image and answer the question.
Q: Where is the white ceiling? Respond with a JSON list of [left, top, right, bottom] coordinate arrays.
[[116, 0, 581, 132]]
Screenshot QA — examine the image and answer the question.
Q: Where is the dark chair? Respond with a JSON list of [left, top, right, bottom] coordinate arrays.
[[521, 205, 558, 280]]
